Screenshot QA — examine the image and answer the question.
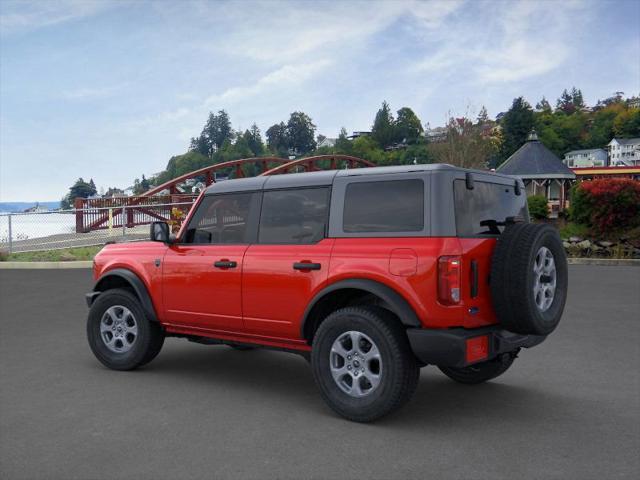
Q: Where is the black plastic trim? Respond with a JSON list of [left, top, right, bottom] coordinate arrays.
[[407, 326, 546, 368], [301, 278, 422, 338], [87, 268, 159, 323]]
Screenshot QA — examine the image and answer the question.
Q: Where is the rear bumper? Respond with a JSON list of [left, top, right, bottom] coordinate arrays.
[[406, 326, 546, 368]]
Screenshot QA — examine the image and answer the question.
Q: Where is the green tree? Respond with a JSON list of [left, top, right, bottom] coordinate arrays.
[[477, 106, 490, 124], [571, 87, 585, 111], [371, 101, 395, 148], [243, 123, 264, 156], [266, 122, 289, 156], [335, 127, 352, 154], [62, 178, 98, 208], [199, 110, 233, 155], [556, 89, 575, 114], [499, 97, 535, 163], [536, 96, 552, 113], [613, 109, 640, 137], [395, 107, 424, 144], [286, 111, 317, 155]]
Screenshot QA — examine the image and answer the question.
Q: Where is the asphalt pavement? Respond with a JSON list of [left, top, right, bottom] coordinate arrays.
[[1, 266, 639, 480]]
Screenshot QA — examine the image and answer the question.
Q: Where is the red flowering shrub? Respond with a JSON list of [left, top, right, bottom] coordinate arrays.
[[570, 179, 640, 235]]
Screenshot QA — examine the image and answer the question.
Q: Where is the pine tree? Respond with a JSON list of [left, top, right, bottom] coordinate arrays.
[[498, 97, 535, 163], [477, 106, 489, 124], [371, 101, 395, 148], [536, 97, 552, 113]]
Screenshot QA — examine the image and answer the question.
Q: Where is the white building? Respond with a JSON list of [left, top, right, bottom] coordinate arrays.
[[608, 138, 640, 166], [317, 137, 337, 148], [563, 148, 608, 168]]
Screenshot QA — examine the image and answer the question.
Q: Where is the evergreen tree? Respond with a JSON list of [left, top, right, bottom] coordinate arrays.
[[243, 123, 264, 156], [536, 97, 552, 113], [335, 127, 352, 153], [371, 101, 395, 148], [499, 97, 535, 163], [477, 106, 490, 124], [556, 89, 576, 114], [395, 107, 424, 144], [571, 87, 585, 110]]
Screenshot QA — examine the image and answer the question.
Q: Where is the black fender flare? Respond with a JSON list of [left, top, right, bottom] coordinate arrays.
[[88, 268, 158, 323], [301, 278, 421, 338]]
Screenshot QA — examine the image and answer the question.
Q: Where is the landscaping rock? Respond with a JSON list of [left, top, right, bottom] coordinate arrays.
[[569, 236, 582, 243], [563, 241, 572, 249], [597, 241, 614, 248], [577, 240, 592, 249]]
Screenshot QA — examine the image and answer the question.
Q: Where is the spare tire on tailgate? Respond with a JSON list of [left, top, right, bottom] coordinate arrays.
[[490, 223, 568, 335]]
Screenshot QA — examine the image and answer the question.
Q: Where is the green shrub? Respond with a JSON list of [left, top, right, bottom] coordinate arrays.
[[527, 195, 549, 220]]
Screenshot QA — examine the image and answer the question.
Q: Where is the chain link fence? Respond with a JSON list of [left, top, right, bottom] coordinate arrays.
[[0, 202, 194, 254]]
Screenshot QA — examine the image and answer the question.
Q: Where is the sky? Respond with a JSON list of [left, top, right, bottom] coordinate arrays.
[[0, 0, 639, 202]]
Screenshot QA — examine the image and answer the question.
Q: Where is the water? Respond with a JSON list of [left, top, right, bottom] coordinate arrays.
[[0, 212, 76, 243]]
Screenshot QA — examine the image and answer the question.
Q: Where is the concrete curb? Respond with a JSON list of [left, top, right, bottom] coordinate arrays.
[[567, 258, 640, 266], [0, 261, 93, 269]]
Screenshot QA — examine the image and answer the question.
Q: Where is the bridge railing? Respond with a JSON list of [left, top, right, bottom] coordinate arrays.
[[74, 194, 197, 233]]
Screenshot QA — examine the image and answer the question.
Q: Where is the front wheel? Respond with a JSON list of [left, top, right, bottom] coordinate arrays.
[[311, 306, 419, 422], [438, 354, 515, 385], [87, 288, 164, 371]]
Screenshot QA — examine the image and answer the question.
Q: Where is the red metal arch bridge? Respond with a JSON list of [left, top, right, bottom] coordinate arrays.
[[75, 155, 375, 233]]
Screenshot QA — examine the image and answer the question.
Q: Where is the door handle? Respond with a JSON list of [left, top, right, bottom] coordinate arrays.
[[214, 260, 237, 269], [293, 262, 321, 271]]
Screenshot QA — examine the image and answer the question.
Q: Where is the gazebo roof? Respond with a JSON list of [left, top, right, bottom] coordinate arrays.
[[497, 131, 576, 179]]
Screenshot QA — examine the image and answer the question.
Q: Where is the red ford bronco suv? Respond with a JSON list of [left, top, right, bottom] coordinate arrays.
[[86, 164, 568, 422]]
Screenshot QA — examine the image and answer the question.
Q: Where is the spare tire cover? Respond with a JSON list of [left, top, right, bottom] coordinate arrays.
[[490, 223, 568, 335]]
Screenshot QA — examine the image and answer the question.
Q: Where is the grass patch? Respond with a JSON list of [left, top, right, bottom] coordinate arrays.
[[1, 245, 103, 262], [559, 222, 589, 240]]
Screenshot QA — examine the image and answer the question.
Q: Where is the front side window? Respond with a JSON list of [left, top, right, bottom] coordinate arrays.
[[343, 179, 424, 233], [183, 192, 257, 244], [259, 188, 329, 244]]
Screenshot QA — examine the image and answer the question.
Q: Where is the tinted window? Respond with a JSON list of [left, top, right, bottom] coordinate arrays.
[[454, 180, 529, 236], [183, 193, 257, 244], [259, 188, 329, 244], [343, 180, 424, 233]]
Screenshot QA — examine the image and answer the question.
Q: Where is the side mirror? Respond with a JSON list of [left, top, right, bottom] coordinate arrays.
[[150, 221, 171, 243]]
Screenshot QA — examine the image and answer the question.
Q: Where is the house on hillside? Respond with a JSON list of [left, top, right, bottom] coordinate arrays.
[[317, 137, 337, 148], [563, 148, 608, 168], [608, 138, 640, 166], [347, 131, 371, 140], [497, 130, 576, 217]]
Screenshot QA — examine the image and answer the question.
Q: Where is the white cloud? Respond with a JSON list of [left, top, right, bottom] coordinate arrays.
[[205, 60, 333, 105], [0, 0, 116, 35]]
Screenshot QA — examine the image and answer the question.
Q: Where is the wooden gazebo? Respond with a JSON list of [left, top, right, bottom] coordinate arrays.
[[498, 130, 576, 217]]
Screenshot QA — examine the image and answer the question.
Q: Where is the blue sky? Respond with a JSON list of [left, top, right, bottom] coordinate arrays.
[[1, 0, 639, 202]]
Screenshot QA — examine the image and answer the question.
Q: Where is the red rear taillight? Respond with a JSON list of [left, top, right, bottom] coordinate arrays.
[[438, 256, 461, 305]]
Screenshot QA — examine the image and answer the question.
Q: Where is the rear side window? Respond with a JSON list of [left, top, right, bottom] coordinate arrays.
[[259, 188, 329, 244], [454, 180, 529, 236], [343, 179, 424, 233], [183, 192, 257, 244]]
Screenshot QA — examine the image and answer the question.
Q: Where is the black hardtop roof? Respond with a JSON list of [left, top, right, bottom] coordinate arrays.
[[203, 163, 517, 195]]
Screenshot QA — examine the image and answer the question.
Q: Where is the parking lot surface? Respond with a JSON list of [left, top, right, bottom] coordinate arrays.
[[1, 266, 639, 480]]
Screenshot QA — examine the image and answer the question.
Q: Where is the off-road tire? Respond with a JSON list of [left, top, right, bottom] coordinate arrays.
[[439, 355, 515, 385], [87, 288, 164, 371], [491, 223, 568, 335], [311, 306, 419, 422]]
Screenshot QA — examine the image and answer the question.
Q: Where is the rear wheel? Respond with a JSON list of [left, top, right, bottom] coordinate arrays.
[[87, 289, 164, 371], [311, 306, 419, 422], [438, 354, 516, 385]]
